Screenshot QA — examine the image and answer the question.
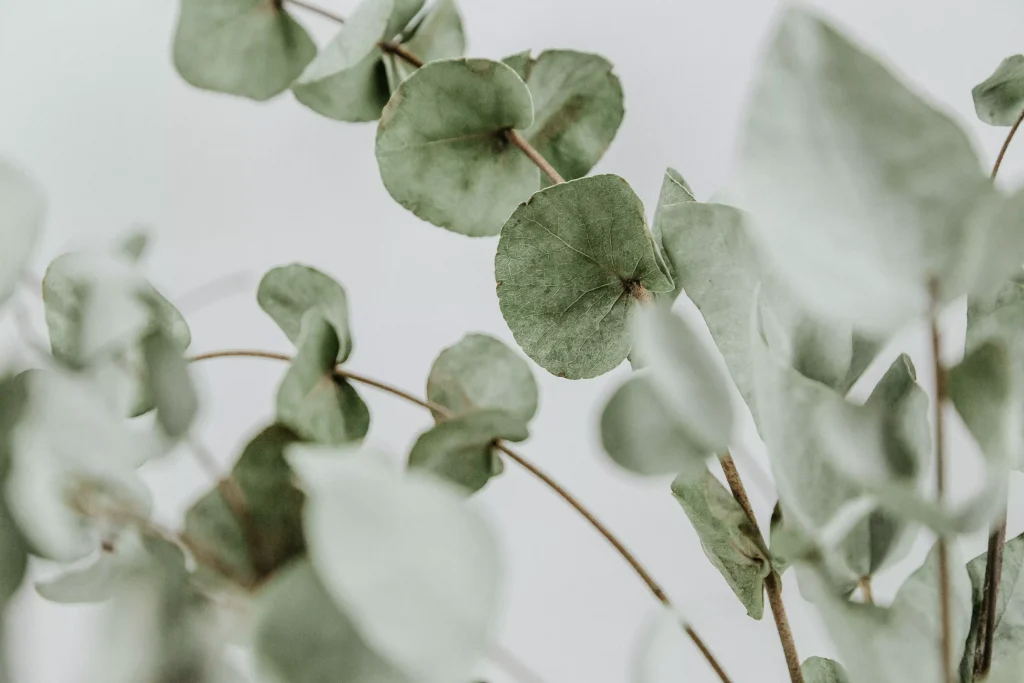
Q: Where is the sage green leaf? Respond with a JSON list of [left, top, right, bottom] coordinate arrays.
[[0, 374, 29, 603], [0, 502, 27, 604], [600, 373, 711, 477], [376, 58, 537, 237], [950, 340, 1023, 470], [495, 174, 673, 378], [671, 469, 770, 619], [140, 330, 198, 439], [254, 561, 410, 683], [257, 263, 353, 362], [289, 448, 501, 683], [650, 168, 695, 291], [973, 55, 1024, 126], [407, 409, 527, 494], [185, 424, 304, 584], [516, 50, 624, 185], [801, 543, 972, 683], [501, 51, 531, 81], [961, 532, 1024, 678], [801, 657, 850, 683], [385, 0, 466, 88], [426, 333, 538, 423], [0, 161, 44, 308], [173, 0, 316, 101], [276, 311, 369, 445], [731, 7, 1006, 334], [36, 530, 184, 604]]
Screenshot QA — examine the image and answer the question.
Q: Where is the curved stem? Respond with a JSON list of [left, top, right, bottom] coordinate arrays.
[[720, 454, 804, 683], [188, 348, 734, 683], [991, 107, 1024, 179], [506, 129, 566, 185]]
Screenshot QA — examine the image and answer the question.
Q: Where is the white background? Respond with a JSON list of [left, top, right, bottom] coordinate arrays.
[[2, 0, 1024, 681]]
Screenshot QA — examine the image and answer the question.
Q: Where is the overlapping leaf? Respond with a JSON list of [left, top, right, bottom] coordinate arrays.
[[384, 0, 466, 89], [973, 55, 1024, 126], [258, 263, 353, 362], [961, 532, 1024, 678]]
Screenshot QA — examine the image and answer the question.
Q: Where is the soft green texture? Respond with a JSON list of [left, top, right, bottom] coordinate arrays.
[[254, 561, 410, 683], [671, 469, 770, 619], [600, 373, 710, 477], [426, 333, 538, 423], [141, 329, 198, 439], [36, 531, 184, 604], [514, 50, 624, 186], [801, 657, 850, 683], [495, 174, 673, 378], [950, 340, 1021, 471], [407, 409, 528, 494], [0, 161, 44, 308], [185, 424, 303, 583], [292, 0, 424, 122], [961, 532, 1024, 678], [276, 311, 369, 445], [973, 55, 1024, 126], [258, 263, 353, 362], [384, 0, 466, 88], [650, 168, 696, 294], [501, 51, 531, 81], [173, 0, 316, 101], [376, 58, 538, 237], [802, 544, 972, 683], [288, 449, 501, 683], [730, 7, 1022, 334]]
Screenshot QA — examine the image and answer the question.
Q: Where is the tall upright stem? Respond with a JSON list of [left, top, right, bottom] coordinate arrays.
[[720, 454, 804, 683]]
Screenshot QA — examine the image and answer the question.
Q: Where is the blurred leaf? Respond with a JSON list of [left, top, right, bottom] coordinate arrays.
[[185, 424, 304, 583], [173, 0, 316, 101], [289, 448, 501, 683], [495, 174, 673, 378], [385, 0, 466, 88], [254, 561, 410, 683], [0, 375, 30, 603], [501, 50, 532, 81], [671, 469, 770, 619], [0, 161, 44, 308], [973, 55, 1024, 126], [950, 340, 1023, 471], [376, 58, 537, 237], [141, 329, 198, 439], [802, 657, 850, 683], [426, 333, 538, 423], [961, 532, 1024, 678], [407, 409, 527, 494], [276, 311, 369, 445], [258, 263, 353, 362], [730, 7, 1021, 334]]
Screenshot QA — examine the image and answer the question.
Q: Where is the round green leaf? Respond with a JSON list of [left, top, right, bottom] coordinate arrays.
[[973, 55, 1024, 126], [517, 50, 624, 186], [426, 333, 538, 423], [376, 58, 538, 237], [385, 0, 466, 90], [0, 161, 44, 308], [258, 263, 353, 362], [801, 657, 850, 683], [495, 174, 673, 379], [173, 0, 316, 101]]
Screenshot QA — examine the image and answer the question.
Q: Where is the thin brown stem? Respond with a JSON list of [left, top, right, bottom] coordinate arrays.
[[720, 454, 804, 683], [506, 129, 566, 185], [975, 510, 1008, 679], [991, 106, 1024, 179], [929, 282, 954, 683], [858, 576, 874, 605], [381, 41, 426, 68], [188, 348, 734, 683], [285, 0, 345, 23]]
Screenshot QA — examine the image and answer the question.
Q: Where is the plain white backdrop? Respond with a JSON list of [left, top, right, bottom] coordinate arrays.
[[2, 0, 1024, 681]]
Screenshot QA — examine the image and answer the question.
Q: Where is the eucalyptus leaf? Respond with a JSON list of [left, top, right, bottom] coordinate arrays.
[[289, 448, 501, 683], [649, 167, 695, 292], [801, 657, 850, 683], [0, 375, 29, 602], [961, 532, 1024, 679], [973, 55, 1024, 126], [140, 329, 198, 439], [257, 263, 353, 362], [254, 561, 410, 683], [950, 340, 1023, 470], [0, 161, 44, 308], [495, 174, 673, 378], [376, 58, 537, 237], [407, 409, 527, 494], [0, 502, 26, 604], [501, 51, 531, 81], [173, 0, 316, 101], [671, 469, 770, 619], [276, 311, 369, 445], [426, 333, 538, 423], [385, 0, 466, 88]]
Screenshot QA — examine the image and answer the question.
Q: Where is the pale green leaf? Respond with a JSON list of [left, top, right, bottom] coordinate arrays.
[[0, 502, 26, 604], [501, 51, 531, 81], [385, 0, 466, 88], [495, 174, 673, 378], [173, 0, 316, 101], [730, 7, 1009, 334], [254, 561, 410, 683], [0, 161, 44, 308], [973, 55, 1024, 126], [289, 448, 501, 683], [801, 657, 850, 683], [950, 340, 1023, 471], [671, 469, 770, 619], [185, 424, 304, 584], [276, 311, 369, 445], [140, 329, 198, 439], [257, 263, 353, 362], [426, 333, 538, 423], [961, 532, 1024, 678], [407, 409, 527, 494], [649, 167, 695, 292], [376, 58, 537, 237]]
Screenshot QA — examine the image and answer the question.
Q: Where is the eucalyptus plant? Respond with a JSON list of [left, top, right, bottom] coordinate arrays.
[[2, 1, 1024, 682]]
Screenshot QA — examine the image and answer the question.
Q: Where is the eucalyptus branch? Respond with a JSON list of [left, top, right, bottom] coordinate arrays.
[[990, 106, 1024, 179], [719, 454, 804, 683], [188, 348, 734, 683]]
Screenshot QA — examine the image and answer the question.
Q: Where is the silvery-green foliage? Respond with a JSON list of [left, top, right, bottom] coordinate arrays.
[[384, 0, 466, 88], [974, 56, 1024, 126], [961, 532, 1024, 679], [802, 657, 850, 683], [258, 263, 354, 363]]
